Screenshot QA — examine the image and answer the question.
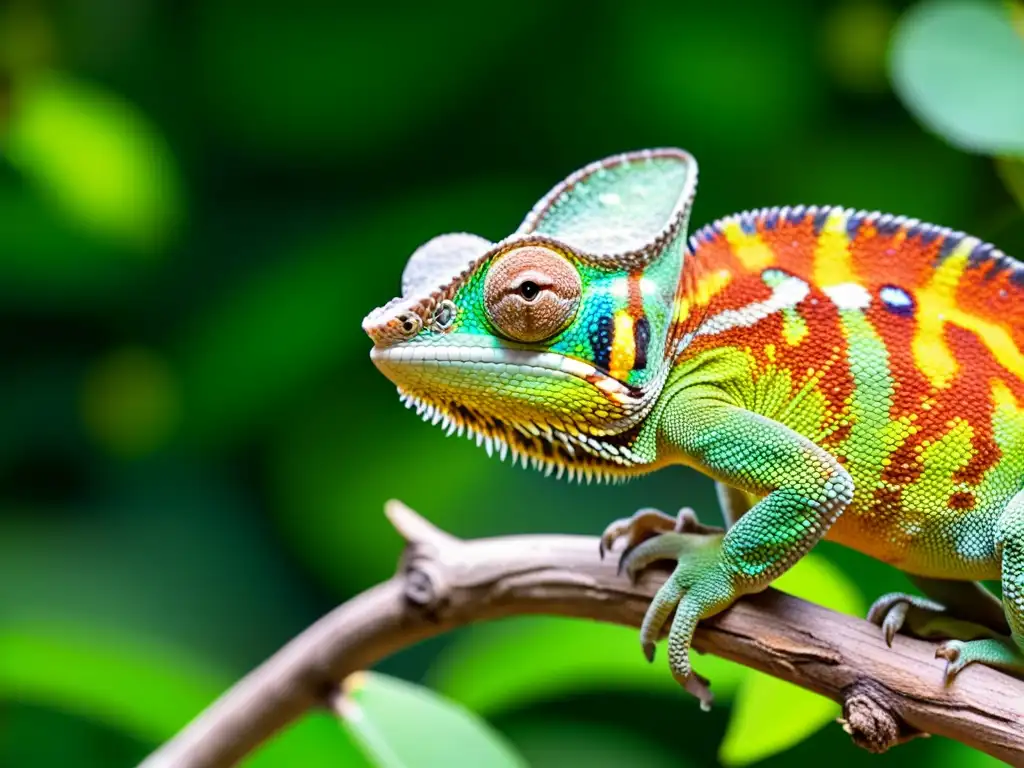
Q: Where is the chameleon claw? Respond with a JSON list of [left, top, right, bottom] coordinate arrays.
[[681, 672, 713, 712], [935, 641, 965, 682], [881, 602, 908, 647], [642, 640, 656, 663], [867, 592, 946, 647]]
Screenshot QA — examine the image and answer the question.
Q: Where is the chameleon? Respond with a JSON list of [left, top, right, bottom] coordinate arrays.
[[362, 148, 1024, 709]]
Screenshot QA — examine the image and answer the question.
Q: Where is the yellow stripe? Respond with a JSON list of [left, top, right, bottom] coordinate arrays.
[[912, 239, 971, 389], [722, 220, 775, 271], [673, 269, 732, 325], [912, 236, 1024, 387], [609, 311, 635, 379], [814, 208, 857, 287]]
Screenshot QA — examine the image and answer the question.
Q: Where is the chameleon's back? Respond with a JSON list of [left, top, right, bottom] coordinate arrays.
[[680, 205, 1024, 579]]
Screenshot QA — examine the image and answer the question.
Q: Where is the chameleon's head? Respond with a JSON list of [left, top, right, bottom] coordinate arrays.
[[363, 149, 698, 481]]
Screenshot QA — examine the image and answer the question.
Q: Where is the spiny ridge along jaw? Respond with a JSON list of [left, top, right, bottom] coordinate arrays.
[[396, 390, 644, 484]]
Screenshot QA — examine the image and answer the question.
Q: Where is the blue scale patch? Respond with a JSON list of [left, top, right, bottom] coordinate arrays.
[[938, 233, 963, 261], [875, 215, 901, 237], [590, 313, 614, 372], [879, 285, 915, 316], [812, 207, 830, 236], [845, 211, 864, 241]]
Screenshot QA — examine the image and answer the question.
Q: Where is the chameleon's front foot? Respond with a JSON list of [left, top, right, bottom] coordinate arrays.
[[600, 510, 730, 711]]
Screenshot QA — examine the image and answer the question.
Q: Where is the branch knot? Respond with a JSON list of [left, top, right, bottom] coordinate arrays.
[[401, 554, 450, 616], [839, 679, 925, 753]]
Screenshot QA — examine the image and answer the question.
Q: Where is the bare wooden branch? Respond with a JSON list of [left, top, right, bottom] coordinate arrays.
[[140, 500, 1024, 768]]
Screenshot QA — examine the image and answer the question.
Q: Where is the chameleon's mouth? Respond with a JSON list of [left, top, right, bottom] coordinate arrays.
[[369, 343, 655, 480], [369, 344, 635, 404]]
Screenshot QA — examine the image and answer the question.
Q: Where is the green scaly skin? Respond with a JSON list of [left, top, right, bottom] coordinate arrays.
[[362, 149, 1024, 709]]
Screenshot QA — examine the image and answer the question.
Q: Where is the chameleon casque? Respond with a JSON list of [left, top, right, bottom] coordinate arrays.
[[362, 148, 1024, 708]]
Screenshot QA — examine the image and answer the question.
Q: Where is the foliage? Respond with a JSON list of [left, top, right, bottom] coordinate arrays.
[[0, 0, 1020, 766]]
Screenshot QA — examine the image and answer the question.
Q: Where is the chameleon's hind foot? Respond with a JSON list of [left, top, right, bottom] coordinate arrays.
[[867, 592, 998, 646], [598, 507, 723, 561], [600, 514, 729, 711], [935, 637, 1024, 681]]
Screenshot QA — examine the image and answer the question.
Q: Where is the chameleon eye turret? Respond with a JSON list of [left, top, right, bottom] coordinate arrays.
[[483, 245, 581, 343]]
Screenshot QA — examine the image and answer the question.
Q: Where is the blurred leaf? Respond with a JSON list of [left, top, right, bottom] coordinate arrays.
[[0, 3, 55, 73], [934, 739, 1007, 767], [617, 4, 822, 151], [3, 71, 183, 251], [503, 719, 694, 768], [890, 0, 1024, 155], [772, 549, 867, 617], [253, 712, 371, 768], [340, 672, 527, 768], [80, 347, 180, 458], [776, 130, 974, 226], [0, 622, 367, 767], [198, 1, 547, 158], [428, 616, 747, 717], [1010, 0, 1024, 38], [0, 183, 145, 307], [270, 389, 502, 593], [718, 553, 866, 765], [821, 2, 896, 94], [995, 155, 1024, 211], [0, 621, 223, 744]]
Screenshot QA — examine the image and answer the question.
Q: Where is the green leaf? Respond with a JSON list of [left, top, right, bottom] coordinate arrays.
[[996, 155, 1024, 211], [0, 621, 368, 767], [340, 672, 527, 768], [3, 71, 183, 251], [934, 739, 1007, 767], [890, 0, 1024, 154], [0, 621, 224, 745], [820, 1, 896, 94], [269, 391, 503, 593], [718, 553, 866, 765], [428, 616, 747, 717]]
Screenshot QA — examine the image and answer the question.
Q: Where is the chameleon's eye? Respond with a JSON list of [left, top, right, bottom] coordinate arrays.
[[484, 245, 581, 343]]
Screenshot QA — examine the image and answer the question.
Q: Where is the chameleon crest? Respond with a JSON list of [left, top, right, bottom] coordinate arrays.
[[363, 149, 698, 480]]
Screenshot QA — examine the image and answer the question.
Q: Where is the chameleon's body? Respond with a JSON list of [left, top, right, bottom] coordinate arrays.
[[363, 149, 1024, 707]]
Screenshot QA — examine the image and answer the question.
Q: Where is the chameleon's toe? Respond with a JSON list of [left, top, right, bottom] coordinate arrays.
[[599, 506, 722, 560], [618, 531, 690, 581], [598, 508, 677, 559], [935, 637, 1024, 682], [867, 592, 946, 646]]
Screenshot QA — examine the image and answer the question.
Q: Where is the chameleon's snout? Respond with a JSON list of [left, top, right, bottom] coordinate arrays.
[[362, 297, 430, 349]]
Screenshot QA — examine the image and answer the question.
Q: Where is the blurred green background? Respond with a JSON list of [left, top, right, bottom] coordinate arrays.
[[1, 0, 1022, 766]]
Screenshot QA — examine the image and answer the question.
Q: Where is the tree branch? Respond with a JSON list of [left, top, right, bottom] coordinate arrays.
[[140, 501, 1024, 768]]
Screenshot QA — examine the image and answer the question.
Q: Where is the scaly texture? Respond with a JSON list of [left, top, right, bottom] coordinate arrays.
[[362, 149, 1024, 708]]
